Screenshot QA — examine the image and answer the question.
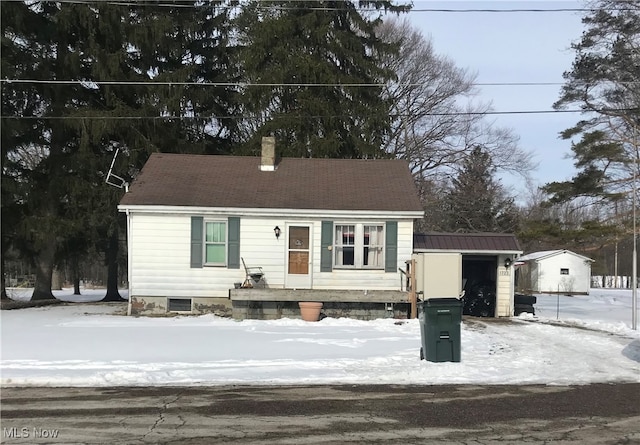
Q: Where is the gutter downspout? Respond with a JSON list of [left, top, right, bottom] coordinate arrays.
[[509, 256, 515, 316], [126, 209, 132, 316]]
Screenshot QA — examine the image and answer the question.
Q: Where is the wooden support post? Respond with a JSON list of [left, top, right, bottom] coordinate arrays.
[[408, 258, 417, 319]]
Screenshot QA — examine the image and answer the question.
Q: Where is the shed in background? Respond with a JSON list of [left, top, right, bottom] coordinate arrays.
[[515, 249, 594, 295]]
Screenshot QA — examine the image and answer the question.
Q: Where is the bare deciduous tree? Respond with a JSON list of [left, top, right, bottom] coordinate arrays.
[[377, 18, 535, 182]]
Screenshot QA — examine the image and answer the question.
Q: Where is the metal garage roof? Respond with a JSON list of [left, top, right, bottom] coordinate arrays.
[[413, 232, 522, 253]]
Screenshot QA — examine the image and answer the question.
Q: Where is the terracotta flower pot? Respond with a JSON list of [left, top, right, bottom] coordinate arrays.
[[298, 301, 323, 322]]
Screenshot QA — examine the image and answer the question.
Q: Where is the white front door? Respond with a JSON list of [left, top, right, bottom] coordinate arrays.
[[285, 225, 312, 289]]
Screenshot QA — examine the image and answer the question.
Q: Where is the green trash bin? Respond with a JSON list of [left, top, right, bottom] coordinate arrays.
[[419, 298, 462, 362]]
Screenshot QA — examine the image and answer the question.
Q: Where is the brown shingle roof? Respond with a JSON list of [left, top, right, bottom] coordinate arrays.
[[413, 233, 522, 253], [119, 153, 424, 213]]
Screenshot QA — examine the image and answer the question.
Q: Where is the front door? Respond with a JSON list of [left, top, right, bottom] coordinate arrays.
[[285, 225, 312, 289]]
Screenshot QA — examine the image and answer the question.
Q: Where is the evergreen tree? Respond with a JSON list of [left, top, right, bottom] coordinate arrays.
[[551, 0, 639, 209], [1, 1, 239, 301], [441, 146, 519, 233], [124, 0, 241, 155], [546, 0, 639, 250], [234, 0, 409, 158], [0, 1, 32, 299], [65, 0, 240, 301], [1, 2, 95, 300]]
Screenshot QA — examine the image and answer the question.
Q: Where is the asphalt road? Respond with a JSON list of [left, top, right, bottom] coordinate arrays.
[[1, 384, 639, 444]]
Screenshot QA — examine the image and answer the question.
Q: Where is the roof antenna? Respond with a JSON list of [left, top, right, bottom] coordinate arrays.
[[105, 148, 129, 192]]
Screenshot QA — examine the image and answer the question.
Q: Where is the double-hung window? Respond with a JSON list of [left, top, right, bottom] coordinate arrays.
[[205, 221, 227, 265], [334, 223, 384, 269], [191, 216, 239, 269], [363, 225, 384, 267], [335, 225, 356, 266]]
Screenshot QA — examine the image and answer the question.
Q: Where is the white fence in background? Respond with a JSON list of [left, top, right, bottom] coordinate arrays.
[[591, 275, 639, 288]]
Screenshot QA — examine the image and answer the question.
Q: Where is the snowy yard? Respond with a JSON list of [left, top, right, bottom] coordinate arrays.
[[1, 288, 639, 387]]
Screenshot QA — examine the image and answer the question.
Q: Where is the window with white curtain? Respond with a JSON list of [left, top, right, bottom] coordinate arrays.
[[363, 225, 383, 267], [334, 223, 384, 269]]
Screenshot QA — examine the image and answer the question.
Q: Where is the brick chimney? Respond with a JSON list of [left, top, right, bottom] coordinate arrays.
[[260, 136, 276, 171]]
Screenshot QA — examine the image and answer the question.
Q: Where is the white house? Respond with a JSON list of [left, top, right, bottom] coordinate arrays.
[[515, 250, 594, 295], [118, 137, 424, 317]]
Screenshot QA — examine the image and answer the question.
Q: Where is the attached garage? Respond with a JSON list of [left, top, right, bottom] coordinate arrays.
[[412, 233, 523, 317]]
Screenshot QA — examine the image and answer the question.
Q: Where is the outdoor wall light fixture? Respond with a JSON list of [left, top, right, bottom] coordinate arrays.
[[504, 258, 512, 268], [274, 226, 281, 239]]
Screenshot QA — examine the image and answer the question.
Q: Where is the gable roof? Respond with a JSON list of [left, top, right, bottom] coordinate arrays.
[[517, 249, 594, 263], [413, 232, 522, 253], [119, 153, 424, 214]]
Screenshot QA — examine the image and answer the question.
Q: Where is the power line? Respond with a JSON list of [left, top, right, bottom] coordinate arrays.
[[0, 109, 600, 120], [0, 78, 573, 87], [6, 78, 640, 89], [0, 0, 634, 13]]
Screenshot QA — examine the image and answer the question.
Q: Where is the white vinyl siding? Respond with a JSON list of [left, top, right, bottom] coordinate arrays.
[[128, 214, 241, 298], [496, 255, 513, 317], [126, 213, 415, 299], [538, 255, 590, 294]]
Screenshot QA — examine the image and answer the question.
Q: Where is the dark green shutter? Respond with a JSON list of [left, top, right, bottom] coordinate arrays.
[[227, 217, 240, 269], [321, 221, 333, 272], [385, 221, 398, 273], [190, 216, 203, 268]]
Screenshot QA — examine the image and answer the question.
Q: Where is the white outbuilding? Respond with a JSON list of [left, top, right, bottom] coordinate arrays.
[[515, 250, 594, 295]]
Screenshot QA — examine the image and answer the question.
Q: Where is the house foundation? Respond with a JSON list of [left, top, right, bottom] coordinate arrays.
[[230, 288, 412, 320]]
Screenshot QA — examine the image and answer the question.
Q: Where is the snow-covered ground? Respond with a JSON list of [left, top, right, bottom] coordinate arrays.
[[1, 288, 638, 387]]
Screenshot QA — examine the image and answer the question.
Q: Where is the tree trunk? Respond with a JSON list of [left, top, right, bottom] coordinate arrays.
[[102, 229, 125, 302], [52, 268, 63, 290], [1, 252, 8, 300], [70, 255, 81, 295], [31, 239, 56, 300]]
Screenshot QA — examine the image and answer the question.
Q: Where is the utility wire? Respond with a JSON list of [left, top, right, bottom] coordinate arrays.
[[0, 78, 570, 87], [0, 109, 604, 120], [0, 0, 634, 12]]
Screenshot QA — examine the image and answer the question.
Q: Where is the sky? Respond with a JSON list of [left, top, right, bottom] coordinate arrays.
[[1, 287, 638, 387], [407, 0, 586, 193]]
